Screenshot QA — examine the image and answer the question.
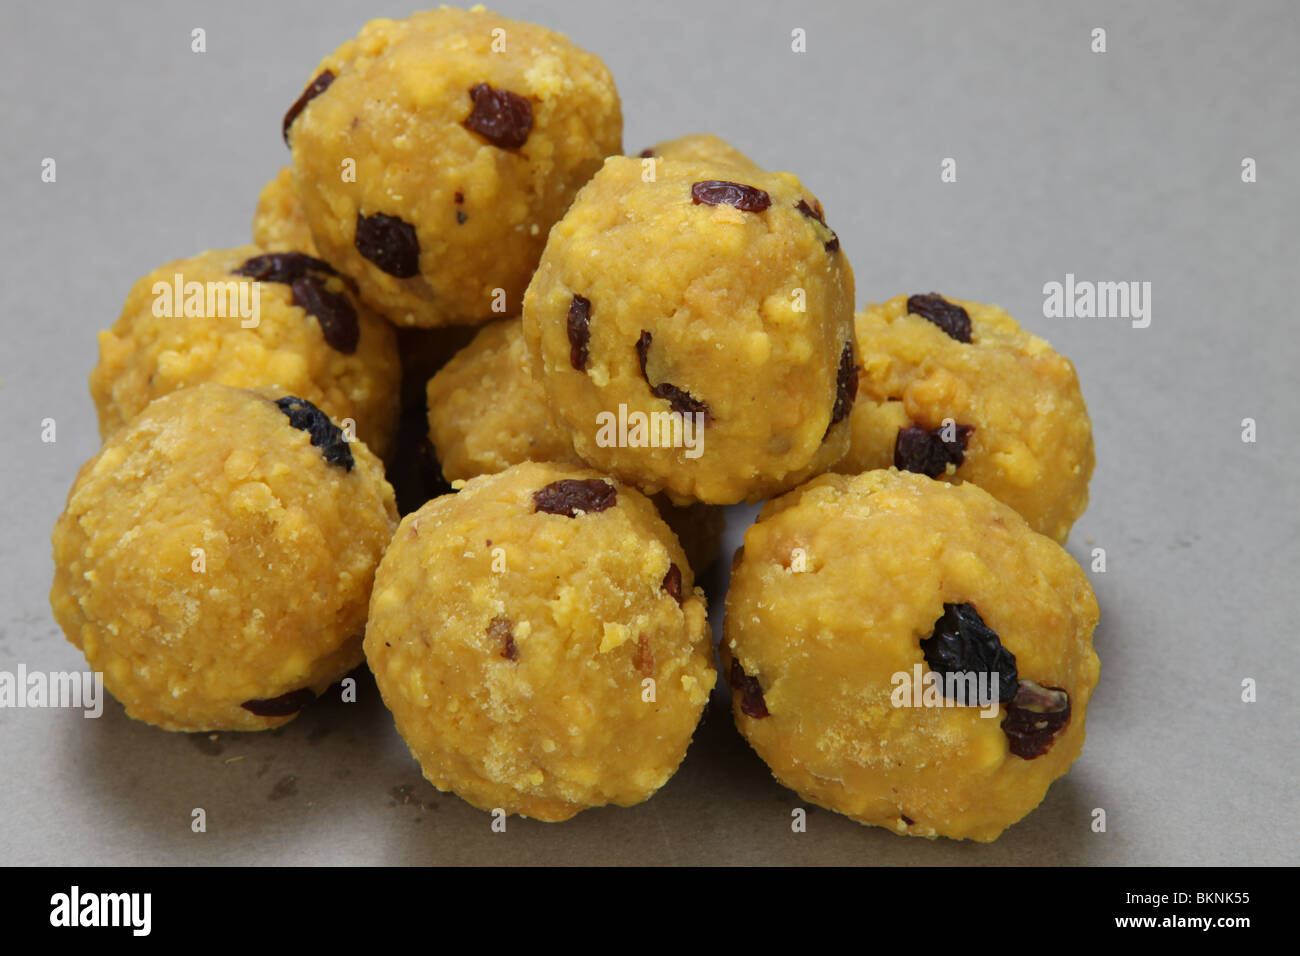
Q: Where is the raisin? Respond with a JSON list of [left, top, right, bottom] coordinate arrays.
[[274, 396, 354, 471], [634, 634, 655, 676], [233, 251, 337, 284], [489, 616, 517, 661], [728, 659, 769, 719], [661, 563, 683, 605], [795, 198, 824, 223], [900, 814, 915, 826], [282, 70, 335, 144], [634, 330, 712, 423], [920, 602, 1018, 703], [463, 83, 533, 149], [795, 198, 840, 252], [456, 211, 468, 225], [454, 191, 464, 204], [637, 148, 655, 158], [354, 211, 420, 278], [567, 294, 592, 371], [635, 330, 652, 380], [1002, 680, 1071, 759], [532, 478, 617, 517], [829, 340, 857, 427], [691, 180, 771, 213], [241, 688, 315, 717], [894, 422, 974, 478], [907, 293, 972, 343], [290, 275, 359, 353]]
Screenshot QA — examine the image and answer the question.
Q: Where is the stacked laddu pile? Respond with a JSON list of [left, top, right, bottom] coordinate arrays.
[[50, 6, 1098, 840]]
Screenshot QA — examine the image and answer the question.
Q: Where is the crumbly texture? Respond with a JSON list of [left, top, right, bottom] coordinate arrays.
[[429, 317, 582, 478], [364, 461, 715, 821], [90, 245, 401, 459], [523, 156, 855, 504], [838, 295, 1094, 542], [426, 316, 725, 567], [722, 469, 1100, 842], [640, 133, 759, 171], [50, 384, 398, 732], [288, 6, 622, 327], [252, 166, 318, 254]]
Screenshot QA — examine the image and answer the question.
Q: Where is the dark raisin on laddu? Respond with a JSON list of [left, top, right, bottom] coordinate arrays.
[[691, 180, 771, 213], [282, 70, 335, 144], [241, 687, 315, 717], [894, 422, 974, 478], [233, 253, 359, 354], [921, 602, 1019, 703], [829, 340, 858, 427], [795, 198, 840, 253], [532, 478, 617, 517], [634, 330, 712, 424], [354, 211, 420, 279], [234, 251, 337, 284], [1002, 679, 1071, 759], [908, 293, 972, 343], [463, 83, 533, 149], [567, 294, 592, 371], [290, 276, 359, 354], [661, 563, 683, 606], [489, 616, 518, 661], [728, 659, 769, 719], [275, 396, 354, 471]]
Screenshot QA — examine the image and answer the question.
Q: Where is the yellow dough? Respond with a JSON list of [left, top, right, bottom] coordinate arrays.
[[722, 469, 1100, 842], [364, 461, 715, 821], [523, 156, 856, 504], [252, 166, 318, 254], [426, 316, 726, 568], [90, 245, 401, 459], [838, 294, 1094, 542], [639, 133, 759, 171], [428, 317, 582, 478], [50, 384, 398, 732], [286, 5, 622, 327]]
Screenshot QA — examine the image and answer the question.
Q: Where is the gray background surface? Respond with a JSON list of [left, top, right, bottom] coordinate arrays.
[[1, 0, 1297, 865]]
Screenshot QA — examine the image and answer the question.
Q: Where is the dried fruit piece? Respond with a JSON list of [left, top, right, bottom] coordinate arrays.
[[233, 251, 337, 284], [661, 563, 683, 606], [532, 478, 617, 517], [634, 634, 655, 676], [691, 180, 771, 213], [795, 198, 840, 252], [635, 330, 652, 379], [274, 395, 354, 471], [567, 294, 592, 371], [900, 814, 916, 826], [1002, 680, 1071, 759], [829, 340, 857, 427], [456, 211, 468, 225], [241, 688, 315, 717], [795, 198, 824, 222], [354, 211, 420, 278], [907, 293, 972, 343], [463, 83, 533, 149], [290, 275, 359, 353], [489, 616, 517, 661], [894, 422, 974, 478], [920, 602, 1019, 703], [729, 659, 769, 718], [634, 330, 712, 423], [637, 147, 655, 158], [282, 70, 335, 144]]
